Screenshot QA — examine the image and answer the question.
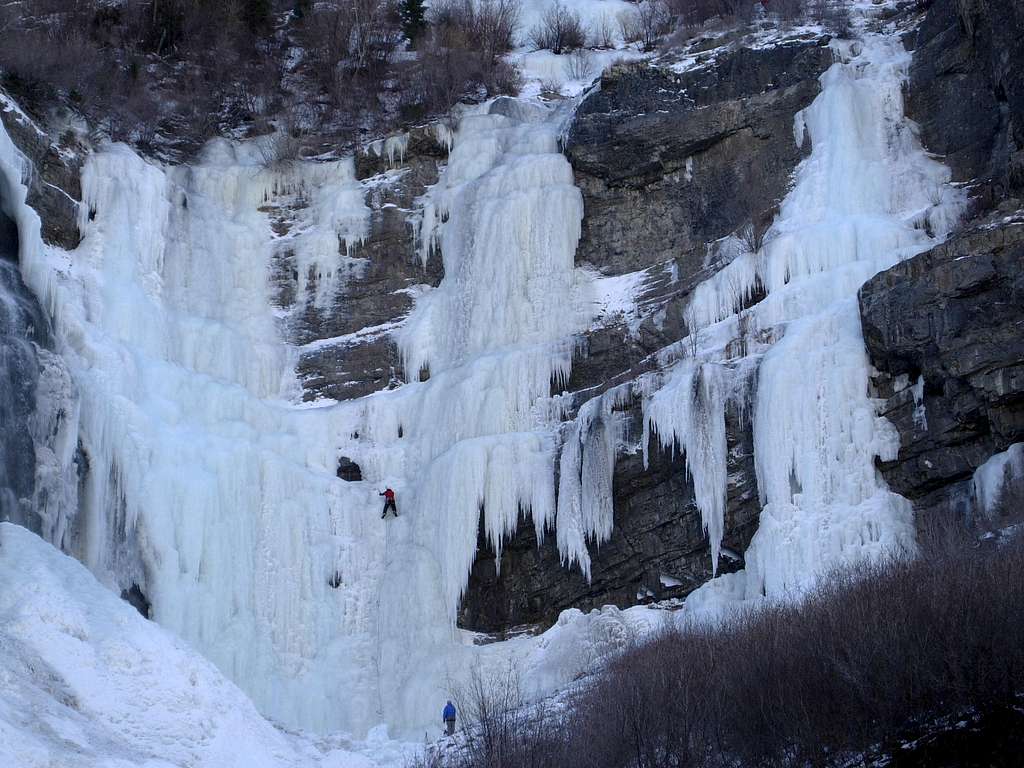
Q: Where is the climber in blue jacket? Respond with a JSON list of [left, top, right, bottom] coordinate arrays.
[[442, 700, 457, 736]]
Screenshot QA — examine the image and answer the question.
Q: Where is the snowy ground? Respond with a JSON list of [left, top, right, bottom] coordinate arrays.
[[0, 523, 408, 768], [0, 523, 677, 767]]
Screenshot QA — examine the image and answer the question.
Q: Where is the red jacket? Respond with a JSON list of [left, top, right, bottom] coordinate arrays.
[[382, 488, 395, 500]]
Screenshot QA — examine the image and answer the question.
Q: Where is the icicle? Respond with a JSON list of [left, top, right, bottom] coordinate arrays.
[[644, 361, 730, 570]]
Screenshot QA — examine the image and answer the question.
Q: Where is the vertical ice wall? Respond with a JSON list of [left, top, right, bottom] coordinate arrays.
[[973, 443, 1024, 519], [1, 96, 602, 736], [5, 132, 400, 734], [647, 31, 965, 603], [362, 104, 596, 728]]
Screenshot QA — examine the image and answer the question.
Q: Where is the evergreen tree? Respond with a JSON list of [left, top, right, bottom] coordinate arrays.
[[399, 0, 427, 44]]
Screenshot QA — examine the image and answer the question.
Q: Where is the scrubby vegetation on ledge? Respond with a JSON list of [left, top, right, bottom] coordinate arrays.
[[421, 522, 1024, 768], [2, 0, 853, 161]]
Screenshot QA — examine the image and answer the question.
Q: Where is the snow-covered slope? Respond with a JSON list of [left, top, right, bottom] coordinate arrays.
[[0, 522, 388, 768], [0, 521, 677, 765]]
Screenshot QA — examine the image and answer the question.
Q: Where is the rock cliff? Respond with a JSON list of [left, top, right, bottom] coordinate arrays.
[[860, 0, 1024, 526], [860, 215, 1024, 520]]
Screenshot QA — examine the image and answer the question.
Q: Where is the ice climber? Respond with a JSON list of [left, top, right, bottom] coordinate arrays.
[[380, 487, 398, 518], [442, 700, 457, 736]]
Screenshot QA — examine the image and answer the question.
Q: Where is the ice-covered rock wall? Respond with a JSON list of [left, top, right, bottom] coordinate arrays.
[[0, 120, 78, 548], [0, 0, 981, 743], [0, 92, 607, 736], [643, 33, 965, 607]]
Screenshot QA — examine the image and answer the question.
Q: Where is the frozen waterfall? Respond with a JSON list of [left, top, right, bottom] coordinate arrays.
[[0, 11, 967, 744], [648, 33, 964, 607], [0, 97, 604, 736]]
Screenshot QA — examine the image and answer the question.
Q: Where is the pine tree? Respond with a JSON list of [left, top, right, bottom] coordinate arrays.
[[399, 0, 427, 44]]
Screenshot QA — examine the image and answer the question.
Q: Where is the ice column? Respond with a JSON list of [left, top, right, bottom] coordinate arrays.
[[657, 33, 965, 602]]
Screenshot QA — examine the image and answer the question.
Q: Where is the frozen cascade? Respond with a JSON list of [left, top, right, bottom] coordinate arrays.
[[0, 94, 611, 736], [0, 9, 975, 742], [0, 125, 79, 550], [12, 138, 398, 733], [555, 387, 631, 580], [649, 32, 965, 601]]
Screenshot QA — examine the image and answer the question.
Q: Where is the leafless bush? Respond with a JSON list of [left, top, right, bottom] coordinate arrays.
[[617, 9, 643, 47], [587, 13, 616, 48], [619, 2, 673, 51], [737, 221, 766, 253], [636, 0, 674, 51], [409, 661, 578, 768], [529, 1, 585, 54], [413, 0, 521, 114], [431, 0, 521, 59], [565, 48, 595, 81], [419, 530, 1024, 768]]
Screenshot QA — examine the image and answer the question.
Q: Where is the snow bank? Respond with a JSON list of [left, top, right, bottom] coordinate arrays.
[[0, 523, 307, 767]]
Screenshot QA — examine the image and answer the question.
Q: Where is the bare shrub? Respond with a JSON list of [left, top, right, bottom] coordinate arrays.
[[587, 13, 616, 48], [565, 48, 595, 81], [418, 530, 1024, 768], [737, 221, 766, 253], [529, 1, 585, 54], [619, 2, 672, 51], [412, 0, 522, 115], [410, 661, 578, 768], [617, 8, 643, 47], [432, 0, 521, 59], [636, 0, 674, 51]]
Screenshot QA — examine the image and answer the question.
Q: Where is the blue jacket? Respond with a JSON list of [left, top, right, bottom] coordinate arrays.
[[442, 702, 456, 721]]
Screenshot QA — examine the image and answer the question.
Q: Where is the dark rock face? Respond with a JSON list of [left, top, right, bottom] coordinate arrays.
[[120, 583, 152, 619], [858, 0, 1024, 523], [859, 219, 1024, 518], [0, 99, 83, 249], [0, 157, 77, 543], [0, 206, 44, 527], [906, 0, 1024, 206], [336, 456, 363, 482], [459, 402, 760, 631], [565, 42, 833, 276]]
